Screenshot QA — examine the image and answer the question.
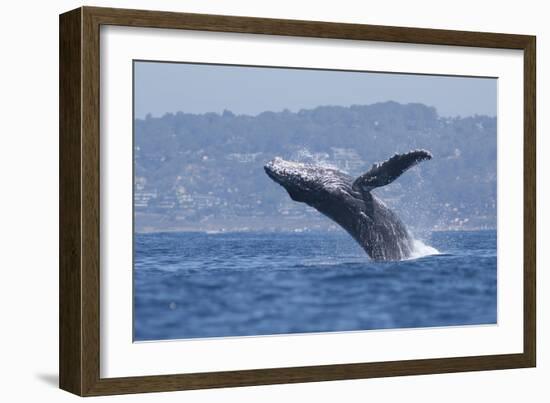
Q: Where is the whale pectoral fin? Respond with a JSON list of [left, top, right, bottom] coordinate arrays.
[[353, 149, 432, 192]]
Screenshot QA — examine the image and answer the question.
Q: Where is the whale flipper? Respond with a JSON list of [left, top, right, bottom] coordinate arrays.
[[352, 149, 432, 192]]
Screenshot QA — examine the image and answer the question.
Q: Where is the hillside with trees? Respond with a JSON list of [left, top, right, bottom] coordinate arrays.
[[134, 101, 497, 233]]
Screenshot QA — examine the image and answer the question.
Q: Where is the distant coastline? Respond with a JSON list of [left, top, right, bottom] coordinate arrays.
[[134, 214, 497, 235]]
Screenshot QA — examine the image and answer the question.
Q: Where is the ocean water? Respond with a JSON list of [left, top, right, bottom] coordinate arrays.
[[134, 230, 497, 341]]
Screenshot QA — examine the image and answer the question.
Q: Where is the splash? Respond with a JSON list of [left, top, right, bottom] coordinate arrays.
[[408, 238, 440, 260], [291, 148, 339, 170]]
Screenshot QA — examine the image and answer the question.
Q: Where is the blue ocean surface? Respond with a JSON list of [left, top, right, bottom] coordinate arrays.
[[134, 230, 497, 341]]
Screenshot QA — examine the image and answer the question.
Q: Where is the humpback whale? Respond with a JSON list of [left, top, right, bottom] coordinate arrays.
[[264, 150, 432, 261]]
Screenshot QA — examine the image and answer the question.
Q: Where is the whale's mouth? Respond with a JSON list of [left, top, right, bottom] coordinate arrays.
[[264, 158, 313, 202], [264, 157, 296, 185], [264, 162, 283, 184]]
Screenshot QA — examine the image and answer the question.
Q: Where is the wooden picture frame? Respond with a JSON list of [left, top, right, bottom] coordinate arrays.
[[59, 6, 536, 396]]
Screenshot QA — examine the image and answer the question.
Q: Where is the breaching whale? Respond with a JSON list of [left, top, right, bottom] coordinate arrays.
[[264, 150, 432, 261]]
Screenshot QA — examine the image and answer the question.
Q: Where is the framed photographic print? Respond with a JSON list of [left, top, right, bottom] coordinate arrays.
[[59, 6, 536, 396]]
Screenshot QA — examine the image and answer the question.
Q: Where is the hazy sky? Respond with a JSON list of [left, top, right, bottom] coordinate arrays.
[[134, 61, 497, 119]]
